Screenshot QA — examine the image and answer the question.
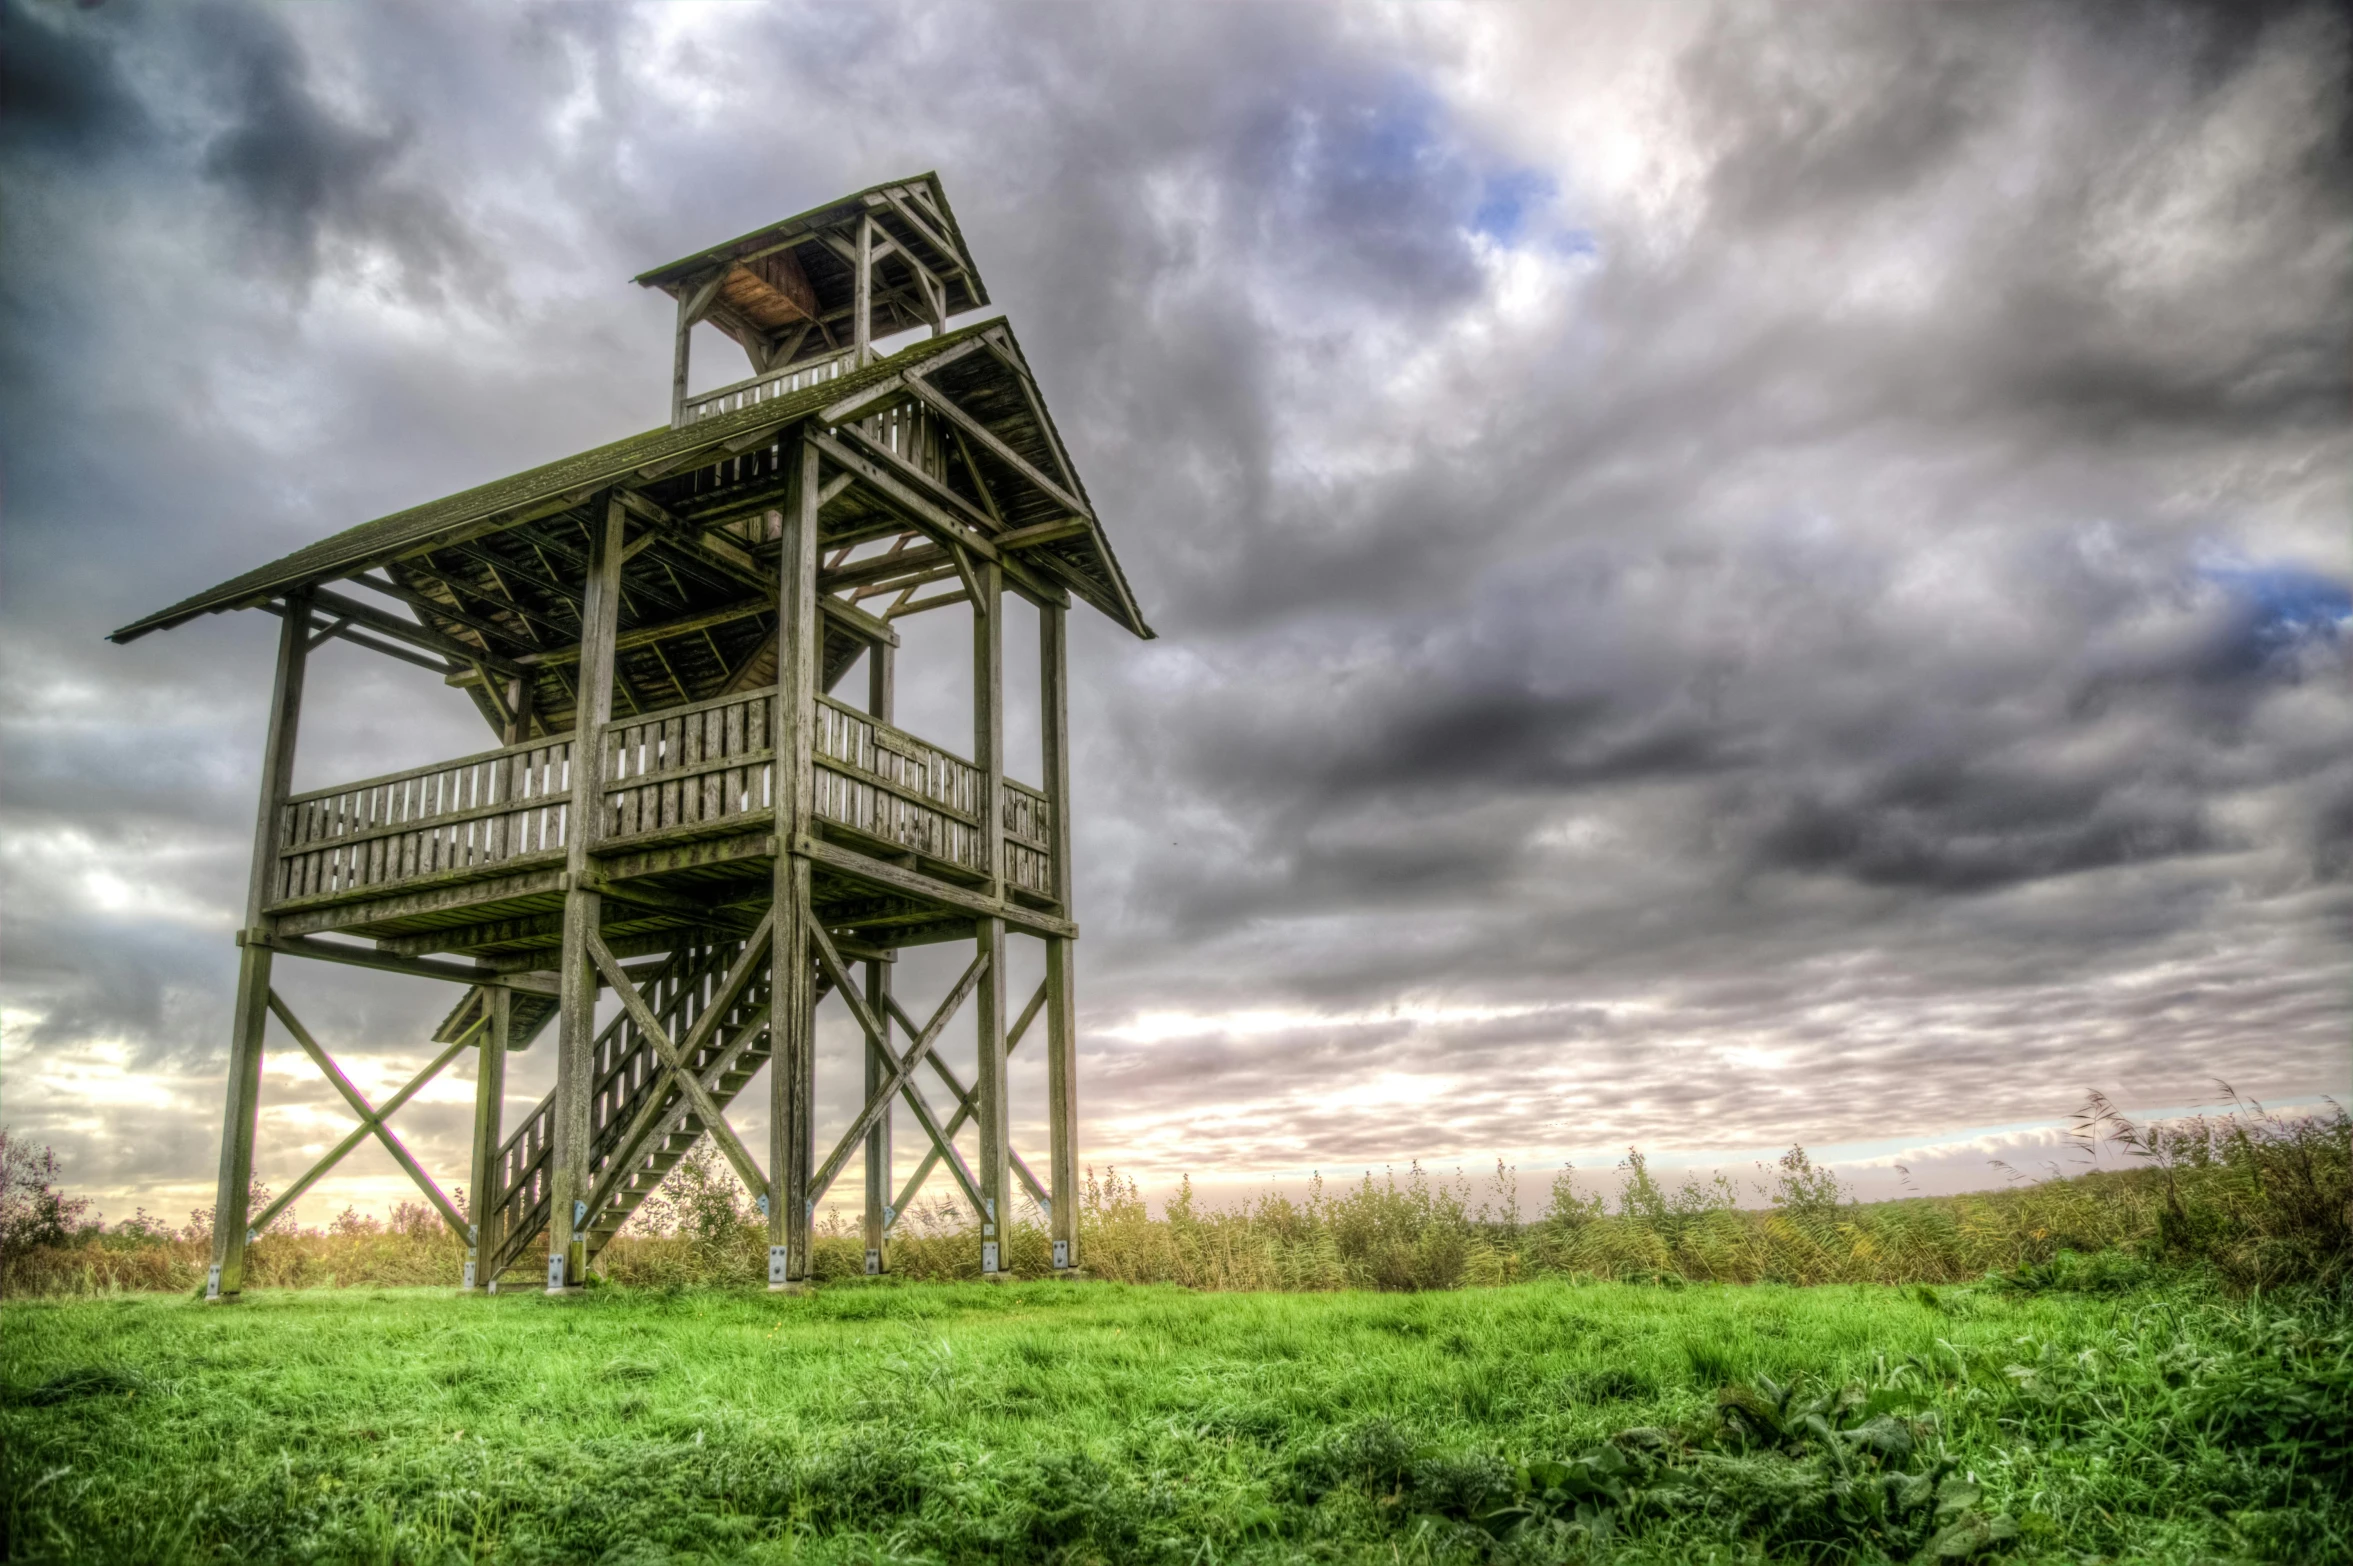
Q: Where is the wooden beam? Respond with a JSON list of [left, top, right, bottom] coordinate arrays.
[[209, 592, 310, 1301], [308, 587, 526, 678], [880, 992, 1047, 1212], [824, 541, 952, 592], [878, 186, 967, 279], [346, 571, 533, 653], [853, 216, 874, 365], [807, 943, 987, 1207], [465, 989, 510, 1287], [900, 376, 1092, 520], [255, 931, 559, 995], [673, 268, 726, 427]]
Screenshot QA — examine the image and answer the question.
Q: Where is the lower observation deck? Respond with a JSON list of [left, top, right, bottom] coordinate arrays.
[[264, 686, 1062, 964]]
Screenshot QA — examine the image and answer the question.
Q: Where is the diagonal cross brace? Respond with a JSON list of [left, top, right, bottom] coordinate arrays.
[[582, 922, 777, 1222], [585, 930, 769, 1205], [883, 992, 1049, 1213], [262, 992, 475, 1240], [807, 921, 988, 1213], [890, 979, 1047, 1224]]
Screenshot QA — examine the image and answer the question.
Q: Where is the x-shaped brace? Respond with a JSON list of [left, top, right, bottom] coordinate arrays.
[[255, 992, 476, 1241], [585, 926, 770, 1209], [883, 990, 1049, 1213], [891, 980, 1048, 1224], [806, 920, 989, 1214]]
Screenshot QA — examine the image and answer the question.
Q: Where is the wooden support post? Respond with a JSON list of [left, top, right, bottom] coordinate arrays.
[[671, 285, 696, 429], [1044, 937, 1080, 1272], [974, 559, 1003, 895], [863, 636, 895, 1273], [208, 590, 310, 1302], [973, 917, 1010, 1276], [1040, 599, 1081, 1272], [503, 671, 535, 746], [971, 551, 1010, 1275], [465, 988, 510, 1291], [770, 448, 820, 1289], [549, 495, 625, 1291], [861, 958, 893, 1274], [854, 215, 874, 367]]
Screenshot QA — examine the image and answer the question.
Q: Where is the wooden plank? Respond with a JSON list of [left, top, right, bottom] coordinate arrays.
[[268, 862, 569, 932], [794, 833, 1078, 939]]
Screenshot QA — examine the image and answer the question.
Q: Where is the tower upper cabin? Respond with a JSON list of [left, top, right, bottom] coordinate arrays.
[[637, 173, 991, 426], [110, 175, 1149, 1302]]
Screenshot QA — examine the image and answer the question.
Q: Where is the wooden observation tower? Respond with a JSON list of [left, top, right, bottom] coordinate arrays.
[[111, 174, 1151, 1298]]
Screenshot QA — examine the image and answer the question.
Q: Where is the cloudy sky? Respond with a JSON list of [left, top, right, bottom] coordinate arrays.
[[4, 0, 2347, 1226]]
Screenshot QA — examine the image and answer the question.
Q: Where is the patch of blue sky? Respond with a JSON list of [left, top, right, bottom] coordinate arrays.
[[1472, 168, 1553, 245], [1295, 69, 1584, 263], [2200, 561, 2352, 647]]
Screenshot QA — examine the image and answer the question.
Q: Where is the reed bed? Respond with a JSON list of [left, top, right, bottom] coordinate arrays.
[[5, 1093, 2343, 1299]]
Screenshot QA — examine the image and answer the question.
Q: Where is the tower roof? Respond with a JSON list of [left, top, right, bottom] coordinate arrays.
[[635, 174, 987, 372], [111, 319, 1151, 736]]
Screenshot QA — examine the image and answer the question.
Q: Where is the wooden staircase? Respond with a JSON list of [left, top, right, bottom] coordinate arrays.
[[485, 937, 821, 1279]]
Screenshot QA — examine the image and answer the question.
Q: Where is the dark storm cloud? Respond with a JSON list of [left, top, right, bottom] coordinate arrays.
[[191, 4, 475, 297], [1, 0, 2345, 1214]]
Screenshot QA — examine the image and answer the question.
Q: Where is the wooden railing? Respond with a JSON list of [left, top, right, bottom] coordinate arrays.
[[810, 695, 983, 869], [1003, 780, 1054, 897], [275, 738, 572, 904], [603, 689, 776, 843], [680, 349, 856, 424], [271, 688, 1056, 909]]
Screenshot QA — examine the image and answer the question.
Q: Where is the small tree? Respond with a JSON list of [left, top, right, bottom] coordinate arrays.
[[1771, 1145, 1848, 1217], [0, 1130, 92, 1258]]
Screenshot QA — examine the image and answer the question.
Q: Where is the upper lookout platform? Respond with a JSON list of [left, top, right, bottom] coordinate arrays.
[[634, 173, 989, 378]]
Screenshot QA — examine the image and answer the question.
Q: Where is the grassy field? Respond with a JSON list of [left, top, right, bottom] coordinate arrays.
[[5, 1273, 2348, 1564]]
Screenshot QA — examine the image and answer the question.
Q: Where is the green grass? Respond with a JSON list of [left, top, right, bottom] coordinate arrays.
[[5, 1275, 2347, 1563]]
